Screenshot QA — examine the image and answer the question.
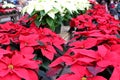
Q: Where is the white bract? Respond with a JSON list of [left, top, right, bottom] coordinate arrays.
[[22, 0, 91, 19], [2, 3, 16, 8]]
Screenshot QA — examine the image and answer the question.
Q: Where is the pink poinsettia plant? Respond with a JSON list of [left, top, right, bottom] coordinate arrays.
[[49, 4, 120, 80]]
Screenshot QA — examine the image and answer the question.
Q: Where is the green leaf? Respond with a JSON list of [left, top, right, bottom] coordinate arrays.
[[116, 34, 120, 38], [38, 70, 51, 80], [37, 40, 45, 46], [48, 8, 59, 19], [40, 10, 45, 16], [41, 56, 51, 71], [10, 40, 20, 51], [30, 11, 37, 17], [46, 17, 55, 31], [35, 19, 41, 27]]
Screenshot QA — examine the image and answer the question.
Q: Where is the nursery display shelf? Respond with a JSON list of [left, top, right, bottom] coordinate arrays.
[[0, 12, 20, 23]]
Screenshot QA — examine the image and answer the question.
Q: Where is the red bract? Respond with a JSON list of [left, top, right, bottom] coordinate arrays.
[[0, 34, 10, 45], [19, 34, 39, 48], [111, 44, 120, 53], [96, 45, 112, 68], [70, 65, 107, 80], [35, 28, 64, 60], [56, 73, 80, 80], [2, 2, 120, 80], [0, 22, 23, 43], [50, 3, 120, 80], [17, 14, 30, 23], [88, 76, 107, 80], [49, 48, 98, 79], [69, 18, 80, 27], [70, 4, 120, 36], [70, 64, 90, 78], [40, 45, 56, 60], [18, 14, 37, 24], [0, 22, 22, 33], [19, 47, 35, 59], [96, 50, 120, 80], [0, 16, 65, 79], [38, 28, 65, 51], [69, 38, 97, 49], [0, 53, 40, 80], [0, 48, 11, 59], [0, 21, 64, 60], [0, 7, 18, 15]]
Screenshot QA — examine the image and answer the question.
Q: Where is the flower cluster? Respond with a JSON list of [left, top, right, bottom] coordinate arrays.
[[22, 0, 91, 31], [0, 21, 64, 79], [49, 4, 120, 80], [2, 3, 16, 8], [23, 0, 90, 18], [0, 8, 17, 15], [0, 4, 18, 15]]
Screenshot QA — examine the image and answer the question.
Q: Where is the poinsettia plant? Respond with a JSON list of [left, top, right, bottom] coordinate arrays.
[[0, 3, 18, 16], [22, 0, 91, 32], [2, 3, 16, 8], [48, 4, 120, 80], [1, 1, 120, 80], [0, 20, 65, 79]]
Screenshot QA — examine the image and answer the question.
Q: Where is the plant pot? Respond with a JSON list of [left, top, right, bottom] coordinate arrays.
[[55, 25, 61, 34], [62, 21, 69, 26]]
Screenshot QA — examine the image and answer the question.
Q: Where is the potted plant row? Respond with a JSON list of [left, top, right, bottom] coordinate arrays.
[[22, 0, 91, 33]]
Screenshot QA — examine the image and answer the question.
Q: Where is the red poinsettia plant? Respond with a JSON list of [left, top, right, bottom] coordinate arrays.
[[0, 3, 18, 16], [0, 8, 18, 16], [1, 2, 120, 80], [0, 20, 65, 80], [49, 4, 120, 80]]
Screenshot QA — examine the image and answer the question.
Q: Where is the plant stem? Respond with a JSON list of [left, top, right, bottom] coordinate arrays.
[[56, 63, 66, 78], [107, 68, 112, 75]]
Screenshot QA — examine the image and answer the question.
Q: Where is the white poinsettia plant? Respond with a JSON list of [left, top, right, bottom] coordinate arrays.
[[22, 0, 91, 31], [2, 3, 16, 8]]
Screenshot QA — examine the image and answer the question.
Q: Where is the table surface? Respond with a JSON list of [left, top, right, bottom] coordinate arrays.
[[0, 12, 20, 23]]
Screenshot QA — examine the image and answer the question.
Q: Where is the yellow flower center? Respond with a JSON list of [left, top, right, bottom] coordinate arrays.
[[82, 77, 87, 80], [8, 64, 14, 70], [25, 42, 28, 46], [98, 56, 103, 61], [80, 45, 85, 49]]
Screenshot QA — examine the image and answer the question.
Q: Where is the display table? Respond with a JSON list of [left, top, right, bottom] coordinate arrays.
[[0, 12, 20, 23], [0, 3, 20, 23]]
